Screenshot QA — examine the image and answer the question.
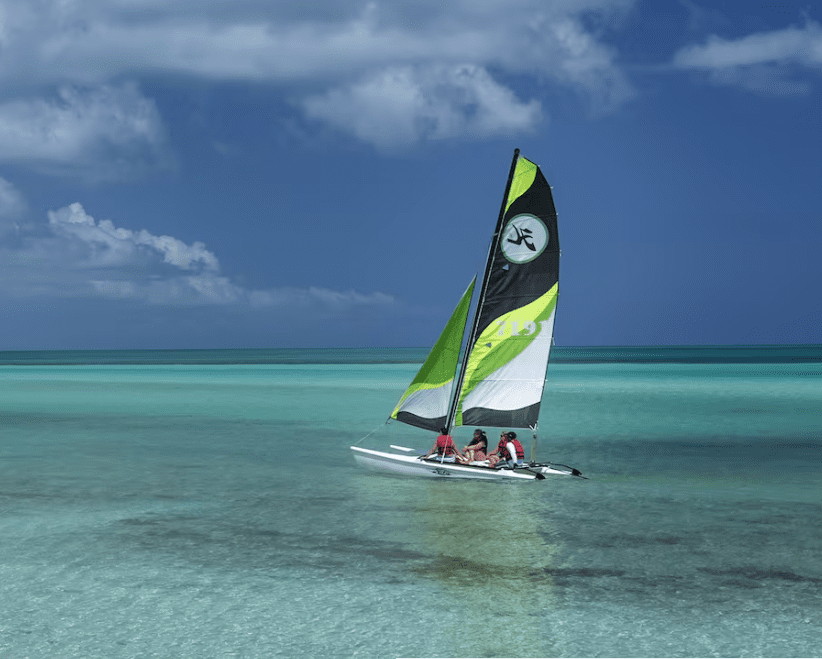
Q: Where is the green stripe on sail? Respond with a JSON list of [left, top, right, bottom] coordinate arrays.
[[454, 283, 558, 426], [391, 277, 476, 421], [504, 157, 537, 215]]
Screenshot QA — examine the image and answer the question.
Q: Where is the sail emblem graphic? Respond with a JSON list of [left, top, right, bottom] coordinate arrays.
[[501, 214, 549, 264]]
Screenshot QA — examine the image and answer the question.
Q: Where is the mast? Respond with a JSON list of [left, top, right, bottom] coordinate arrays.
[[444, 148, 520, 432]]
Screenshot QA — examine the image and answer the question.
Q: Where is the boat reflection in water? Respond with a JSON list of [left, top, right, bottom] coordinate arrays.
[[412, 482, 563, 658]]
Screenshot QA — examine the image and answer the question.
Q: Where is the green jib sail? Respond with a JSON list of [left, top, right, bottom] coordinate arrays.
[[390, 276, 476, 432], [452, 152, 560, 429]]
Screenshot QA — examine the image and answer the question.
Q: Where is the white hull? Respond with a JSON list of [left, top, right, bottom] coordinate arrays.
[[350, 446, 579, 481]]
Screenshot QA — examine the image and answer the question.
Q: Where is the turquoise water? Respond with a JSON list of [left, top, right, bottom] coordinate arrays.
[[1, 347, 821, 658]]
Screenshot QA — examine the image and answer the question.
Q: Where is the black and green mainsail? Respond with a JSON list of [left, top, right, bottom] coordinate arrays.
[[391, 149, 559, 433]]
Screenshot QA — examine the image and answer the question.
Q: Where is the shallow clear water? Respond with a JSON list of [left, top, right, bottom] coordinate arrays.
[[1, 348, 820, 658]]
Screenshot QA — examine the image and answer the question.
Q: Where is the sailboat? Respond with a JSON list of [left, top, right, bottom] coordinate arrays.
[[351, 149, 584, 481]]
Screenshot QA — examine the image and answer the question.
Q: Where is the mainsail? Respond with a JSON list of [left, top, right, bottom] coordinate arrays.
[[390, 277, 476, 432], [452, 153, 559, 429], [391, 149, 559, 433]]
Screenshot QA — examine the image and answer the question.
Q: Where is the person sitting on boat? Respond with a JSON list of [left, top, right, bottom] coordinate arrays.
[[487, 431, 525, 468], [421, 428, 460, 463], [456, 429, 488, 464]]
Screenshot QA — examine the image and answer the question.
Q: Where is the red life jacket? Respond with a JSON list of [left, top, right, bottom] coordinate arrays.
[[436, 434, 457, 456], [498, 438, 525, 461]]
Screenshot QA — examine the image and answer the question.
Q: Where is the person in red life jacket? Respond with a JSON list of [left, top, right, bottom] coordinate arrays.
[[421, 427, 461, 463], [487, 431, 525, 468]]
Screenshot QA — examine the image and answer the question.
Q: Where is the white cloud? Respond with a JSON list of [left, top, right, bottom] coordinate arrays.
[[545, 16, 635, 112], [303, 65, 542, 149], [2, 1, 631, 85], [1, 199, 394, 309], [0, 0, 634, 149], [0, 176, 25, 219], [87, 275, 396, 308], [47, 203, 220, 271], [0, 176, 26, 237], [248, 286, 394, 309], [673, 20, 822, 94], [88, 275, 243, 305], [674, 21, 822, 69], [86, 277, 396, 307], [0, 84, 168, 178]]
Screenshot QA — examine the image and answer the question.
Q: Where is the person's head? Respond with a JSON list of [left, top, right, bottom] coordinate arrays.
[[505, 431, 517, 440], [440, 427, 448, 435]]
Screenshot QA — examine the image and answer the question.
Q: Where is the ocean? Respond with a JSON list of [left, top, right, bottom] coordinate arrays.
[[1, 346, 820, 658]]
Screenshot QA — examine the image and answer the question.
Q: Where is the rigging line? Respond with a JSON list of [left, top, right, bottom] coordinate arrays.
[[353, 422, 388, 447]]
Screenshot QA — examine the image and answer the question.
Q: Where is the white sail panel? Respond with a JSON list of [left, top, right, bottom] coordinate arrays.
[[460, 309, 555, 414], [394, 382, 455, 421]]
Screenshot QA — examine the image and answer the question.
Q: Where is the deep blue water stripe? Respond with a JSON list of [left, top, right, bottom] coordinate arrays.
[[0, 344, 821, 366]]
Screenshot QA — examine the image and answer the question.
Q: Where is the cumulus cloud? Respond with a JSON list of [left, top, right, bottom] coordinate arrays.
[[534, 15, 634, 112], [48, 203, 219, 271], [1, 200, 394, 309], [0, 84, 168, 178], [673, 20, 822, 94], [0, 0, 634, 150], [303, 65, 542, 149]]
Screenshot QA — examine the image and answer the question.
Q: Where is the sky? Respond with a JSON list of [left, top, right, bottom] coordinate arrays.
[[0, 0, 820, 350]]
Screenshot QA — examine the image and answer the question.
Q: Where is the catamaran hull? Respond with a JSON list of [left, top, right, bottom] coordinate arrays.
[[350, 446, 577, 481]]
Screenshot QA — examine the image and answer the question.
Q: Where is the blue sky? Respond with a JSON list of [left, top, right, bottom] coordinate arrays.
[[0, 0, 820, 349]]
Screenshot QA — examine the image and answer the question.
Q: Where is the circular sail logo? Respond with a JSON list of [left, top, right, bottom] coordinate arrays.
[[501, 214, 549, 264]]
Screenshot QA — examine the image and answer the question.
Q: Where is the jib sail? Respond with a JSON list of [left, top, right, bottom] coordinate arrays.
[[390, 277, 476, 432]]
